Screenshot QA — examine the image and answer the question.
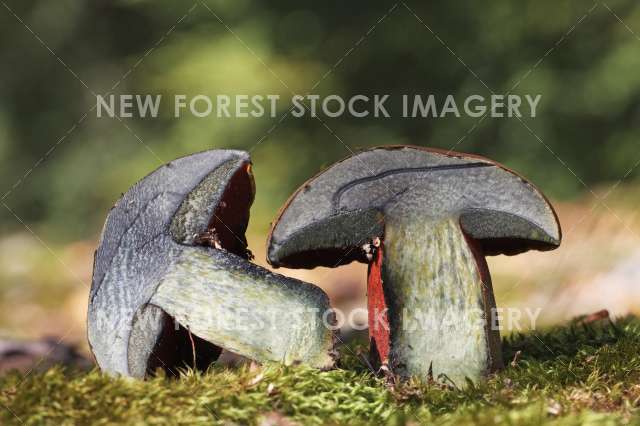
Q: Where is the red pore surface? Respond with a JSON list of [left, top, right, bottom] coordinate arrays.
[[208, 162, 254, 258], [367, 242, 390, 367]]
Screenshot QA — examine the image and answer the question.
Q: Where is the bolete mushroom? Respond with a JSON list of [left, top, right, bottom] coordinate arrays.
[[267, 145, 561, 383], [88, 150, 335, 378]]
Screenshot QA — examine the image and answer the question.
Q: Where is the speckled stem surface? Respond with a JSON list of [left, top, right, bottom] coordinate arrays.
[[383, 217, 502, 384], [150, 247, 335, 369]]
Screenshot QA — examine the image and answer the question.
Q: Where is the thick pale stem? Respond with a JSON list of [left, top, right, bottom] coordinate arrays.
[[147, 248, 335, 370], [381, 217, 502, 384]]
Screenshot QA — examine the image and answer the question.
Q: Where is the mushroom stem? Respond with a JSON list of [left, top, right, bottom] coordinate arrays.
[[372, 217, 503, 383], [148, 248, 336, 370]]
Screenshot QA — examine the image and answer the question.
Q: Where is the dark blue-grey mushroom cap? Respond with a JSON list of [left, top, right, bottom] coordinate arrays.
[[88, 150, 253, 377], [267, 145, 561, 269]]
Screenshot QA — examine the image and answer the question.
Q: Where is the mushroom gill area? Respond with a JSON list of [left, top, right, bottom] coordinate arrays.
[[197, 162, 255, 259], [147, 162, 255, 377], [478, 237, 559, 256]]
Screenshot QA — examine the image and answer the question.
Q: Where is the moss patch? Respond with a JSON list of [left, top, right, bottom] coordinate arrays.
[[2, 317, 640, 425]]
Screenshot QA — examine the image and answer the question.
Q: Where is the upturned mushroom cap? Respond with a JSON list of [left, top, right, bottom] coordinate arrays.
[[88, 150, 335, 378], [267, 145, 561, 268], [88, 150, 251, 376]]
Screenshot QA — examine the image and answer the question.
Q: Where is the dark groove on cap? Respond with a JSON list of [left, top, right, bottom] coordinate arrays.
[[332, 162, 494, 209]]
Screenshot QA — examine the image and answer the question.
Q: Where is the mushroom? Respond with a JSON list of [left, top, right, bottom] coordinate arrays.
[[267, 145, 561, 383], [88, 150, 335, 378]]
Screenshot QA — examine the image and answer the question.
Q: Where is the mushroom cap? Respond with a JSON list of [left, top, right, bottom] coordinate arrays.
[[88, 149, 252, 376], [267, 145, 561, 269]]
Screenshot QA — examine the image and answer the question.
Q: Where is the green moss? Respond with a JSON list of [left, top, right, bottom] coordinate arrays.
[[2, 317, 640, 425]]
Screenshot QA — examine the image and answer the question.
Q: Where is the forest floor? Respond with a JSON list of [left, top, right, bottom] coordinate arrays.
[[1, 316, 639, 425]]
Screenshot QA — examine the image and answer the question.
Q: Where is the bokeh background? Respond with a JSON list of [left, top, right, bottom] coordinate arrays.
[[1, 0, 640, 355]]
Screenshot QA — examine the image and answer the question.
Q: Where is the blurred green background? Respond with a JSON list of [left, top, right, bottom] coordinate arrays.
[[1, 0, 640, 344]]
